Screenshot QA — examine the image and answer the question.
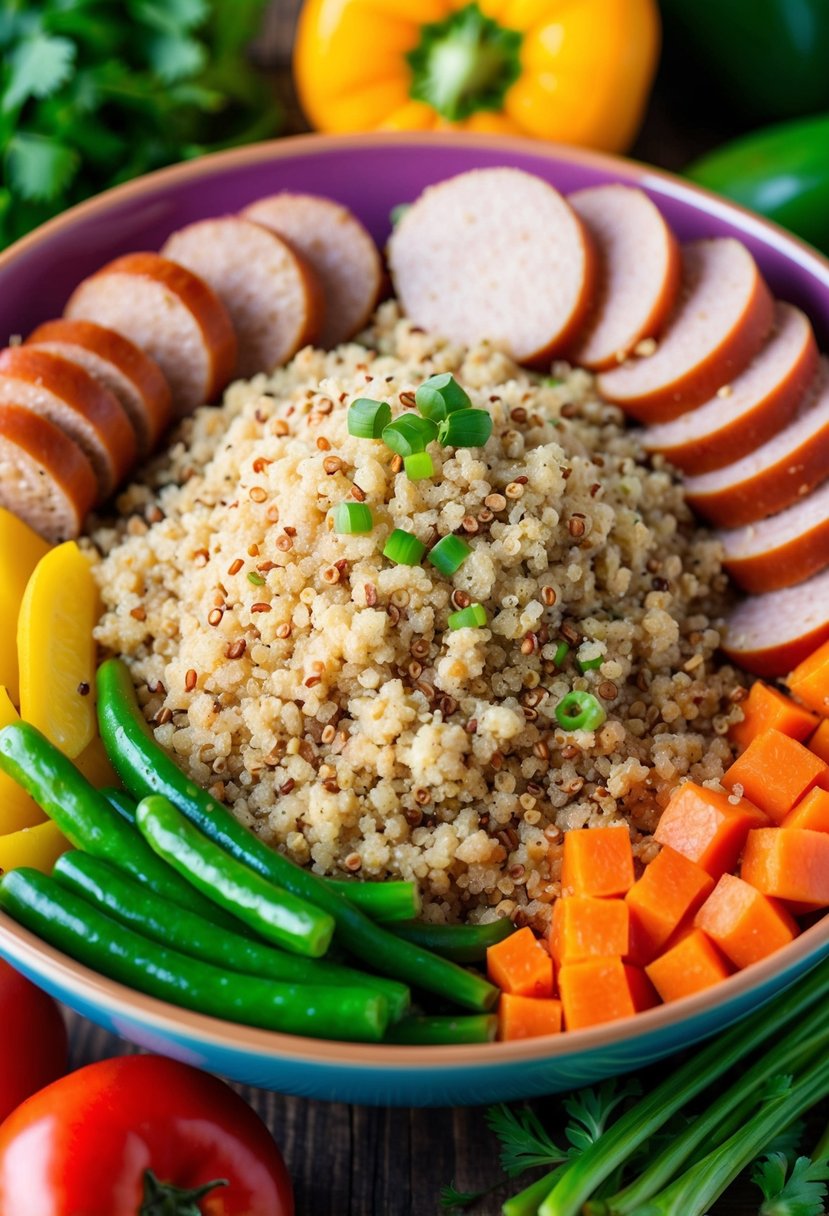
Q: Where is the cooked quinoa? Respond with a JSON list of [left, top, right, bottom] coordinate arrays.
[[89, 302, 747, 932]]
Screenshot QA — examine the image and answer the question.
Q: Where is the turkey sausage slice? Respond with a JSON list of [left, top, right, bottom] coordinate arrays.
[[723, 567, 829, 677], [719, 477, 829, 594], [0, 403, 97, 542]]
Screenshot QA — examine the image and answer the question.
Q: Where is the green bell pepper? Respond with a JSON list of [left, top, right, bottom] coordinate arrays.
[[686, 114, 829, 258], [661, 0, 829, 121]]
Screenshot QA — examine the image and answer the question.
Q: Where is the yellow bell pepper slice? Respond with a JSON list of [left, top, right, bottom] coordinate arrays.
[[18, 541, 98, 760], [0, 509, 50, 707], [0, 819, 70, 877], [294, 0, 660, 153], [0, 688, 46, 833]]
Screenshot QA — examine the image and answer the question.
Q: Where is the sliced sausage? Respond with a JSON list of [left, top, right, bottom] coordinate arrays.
[[596, 239, 774, 423], [387, 167, 596, 365], [242, 193, 382, 349], [642, 303, 818, 474], [567, 185, 681, 370], [722, 567, 829, 677], [64, 253, 237, 416], [0, 347, 136, 502], [0, 403, 97, 542], [161, 217, 323, 378], [684, 359, 829, 527], [26, 318, 172, 457], [719, 477, 829, 594]]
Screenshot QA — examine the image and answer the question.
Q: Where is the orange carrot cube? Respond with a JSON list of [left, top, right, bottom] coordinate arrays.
[[788, 638, 829, 717], [561, 826, 634, 898], [625, 845, 715, 964], [653, 781, 768, 877], [693, 873, 798, 969], [486, 926, 554, 998], [645, 929, 732, 1003], [550, 896, 629, 966], [729, 681, 818, 750], [498, 994, 563, 1041], [783, 786, 829, 832], [810, 720, 829, 765], [723, 729, 828, 823], [741, 827, 829, 911], [558, 957, 655, 1030]]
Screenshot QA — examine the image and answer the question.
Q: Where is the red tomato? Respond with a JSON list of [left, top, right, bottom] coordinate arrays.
[[0, 960, 66, 1124], [0, 1054, 294, 1216]]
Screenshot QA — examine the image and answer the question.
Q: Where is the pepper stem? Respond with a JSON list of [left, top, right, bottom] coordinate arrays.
[[140, 1169, 229, 1216], [407, 3, 523, 123]]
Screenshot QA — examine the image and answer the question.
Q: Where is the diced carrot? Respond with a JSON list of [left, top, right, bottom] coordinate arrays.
[[741, 827, 829, 911], [550, 896, 629, 966], [783, 786, 829, 832], [558, 957, 655, 1030], [693, 873, 798, 969], [653, 782, 768, 877], [729, 681, 818, 750], [498, 994, 563, 1041], [788, 638, 829, 717], [645, 929, 732, 1003], [810, 720, 829, 765], [723, 729, 828, 823], [561, 826, 634, 898], [486, 926, 554, 998], [625, 845, 715, 964]]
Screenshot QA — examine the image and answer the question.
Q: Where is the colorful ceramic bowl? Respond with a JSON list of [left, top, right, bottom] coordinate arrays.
[[1, 134, 828, 1107]]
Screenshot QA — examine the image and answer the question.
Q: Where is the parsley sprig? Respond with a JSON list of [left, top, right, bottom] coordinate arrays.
[[753, 1152, 829, 1216], [0, 0, 280, 247]]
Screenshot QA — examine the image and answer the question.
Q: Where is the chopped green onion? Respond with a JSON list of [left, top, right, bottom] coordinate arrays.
[[544, 376, 564, 387], [382, 414, 438, 457], [576, 654, 603, 674], [348, 398, 391, 439], [555, 690, 607, 731], [331, 502, 373, 534], [428, 535, 471, 576], [553, 641, 570, 668], [415, 373, 472, 422], [404, 452, 434, 481], [390, 203, 410, 227], [437, 408, 493, 449], [383, 529, 426, 566], [448, 602, 487, 630], [247, 571, 265, 586]]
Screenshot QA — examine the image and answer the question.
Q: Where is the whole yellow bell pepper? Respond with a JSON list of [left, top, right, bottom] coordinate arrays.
[[294, 0, 660, 153]]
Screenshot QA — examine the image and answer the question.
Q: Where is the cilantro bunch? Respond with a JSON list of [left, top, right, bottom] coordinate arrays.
[[0, 0, 280, 248]]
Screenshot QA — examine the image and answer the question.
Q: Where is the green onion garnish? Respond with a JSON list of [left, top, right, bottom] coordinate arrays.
[[383, 529, 426, 566], [348, 398, 391, 439], [428, 535, 471, 576], [544, 376, 564, 387], [390, 203, 410, 227], [332, 502, 373, 534], [437, 409, 493, 449], [554, 691, 607, 731], [404, 452, 434, 481], [247, 571, 265, 586], [448, 602, 487, 630], [553, 641, 570, 668], [415, 373, 472, 422], [576, 654, 603, 674], [382, 414, 438, 457]]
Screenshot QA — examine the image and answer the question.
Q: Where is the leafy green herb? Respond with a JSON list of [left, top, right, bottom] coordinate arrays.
[[0, 0, 279, 248], [485, 1104, 569, 1177], [563, 1080, 641, 1154], [439, 1181, 489, 1211], [753, 1153, 829, 1216]]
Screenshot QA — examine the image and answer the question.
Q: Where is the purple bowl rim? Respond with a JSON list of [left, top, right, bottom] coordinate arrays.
[[1, 130, 828, 1068]]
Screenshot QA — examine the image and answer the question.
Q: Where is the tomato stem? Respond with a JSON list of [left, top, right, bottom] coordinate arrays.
[[406, 3, 523, 123], [140, 1169, 228, 1216]]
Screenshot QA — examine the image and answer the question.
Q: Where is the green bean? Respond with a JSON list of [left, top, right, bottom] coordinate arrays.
[[390, 917, 515, 962], [101, 786, 138, 823], [54, 850, 409, 1022], [97, 659, 498, 1012], [384, 1014, 497, 1045], [135, 795, 334, 959], [0, 868, 389, 1042]]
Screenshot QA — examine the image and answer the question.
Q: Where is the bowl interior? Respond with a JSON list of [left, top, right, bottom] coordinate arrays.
[[1, 133, 828, 1104]]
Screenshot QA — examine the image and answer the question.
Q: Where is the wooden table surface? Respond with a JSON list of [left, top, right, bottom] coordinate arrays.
[[62, 6, 823, 1214]]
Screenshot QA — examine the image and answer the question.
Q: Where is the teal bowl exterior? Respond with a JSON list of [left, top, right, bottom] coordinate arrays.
[[1, 133, 829, 1106]]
